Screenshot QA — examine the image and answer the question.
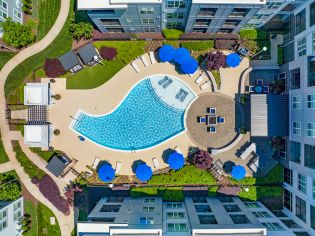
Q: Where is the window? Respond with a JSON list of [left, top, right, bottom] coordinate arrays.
[[107, 197, 124, 203], [141, 18, 154, 24], [194, 19, 211, 26], [292, 96, 301, 109], [1, 11, 7, 19], [290, 141, 301, 163], [139, 7, 154, 14], [166, 202, 182, 209], [297, 37, 306, 58], [167, 0, 186, 8], [254, 14, 269, 20], [195, 205, 211, 213], [228, 8, 249, 18], [305, 144, 315, 169], [167, 212, 185, 219], [166, 12, 184, 19], [219, 196, 233, 203], [198, 215, 217, 224], [284, 167, 292, 185], [263, 2, 282, 10], [244, 202, 260, 208], [167, 223, 188, 232], [192, 197, 207, 203], [142, 206, 154, 212], [310, 2, 315, 27], [14, 210, 22, 221], [284, 189, 292, 211], [295, 9, 306, 34], [13, 9, 22, 19], [313, 32, 315, 52], [281, 219, 300, 228], [198, 8, 216, 17], [100, 205, 121, 212], [296, 196, 306, 222], [139, 217, 154, 224], [13, 201, 21, 211], [311, 205, 315, 230], [106, 28, 124, 33], [192, 28, 207, 33], [313, 180, 315, 199], [298, 173, 307, 194], [290, 69, 300, 90], [0, 0, 7, 9], [0, 210, 7, 220], [223, 204, 241, 212], [223, 19, 241, 27], [218, 28, 233, 33], [230, 214, 250, 224], [0, 220, 7, 232], [166, 22, 183, 29], [307, 95, 315, 108], [292, 121, 301, 135], [253, 211, 271, 218], [262, 222, 284, 231], [100, 19, 121, 26], [307, 123, 315, 137], [143, 27, 155, 32], [144, 198, 155, 203]]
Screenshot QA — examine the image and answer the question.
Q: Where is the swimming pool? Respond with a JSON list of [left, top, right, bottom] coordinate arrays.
[[71, 75, 195, 151]]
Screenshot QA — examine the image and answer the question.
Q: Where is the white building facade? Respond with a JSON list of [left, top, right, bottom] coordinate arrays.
[[0, 197, 23, 236]]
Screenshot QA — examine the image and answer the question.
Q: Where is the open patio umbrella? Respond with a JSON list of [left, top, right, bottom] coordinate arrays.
[[226, 53, 241, 68], [159, 45, 175, 62], [231, 165, 246, 181], [167, 151, 184, 170], [173, 47, 190, 65], [98, 164, 115, 182], [135, 163, 153, 182], [180, 56, 198, 74]]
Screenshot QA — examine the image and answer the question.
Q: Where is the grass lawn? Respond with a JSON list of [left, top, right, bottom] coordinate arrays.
[[37, 202, 61, 236], [0, 52, 16, 70], [30, 148, 57, 162], [238, 186, 283, 201], [36, 0, 61, 41], [4, 0, 74, 103], [66, 41, 146, 89], [0, 135, 9, 164], [24, 200, 38, 236]]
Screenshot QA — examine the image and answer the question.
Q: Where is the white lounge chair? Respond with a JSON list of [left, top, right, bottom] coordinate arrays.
[[200, 81, 210, 90], [115, 161, 122, 174], [249, 163, 258, 173], [149, 51, 156, 64], [141, 55, 149, 67], [174, 146, 183, 154], [152, 158, 160, 170], [195, 75, 205, 85], [240, 143, 256, 160], [189, 71, 197, 77], [131, 61, 141, 73], [92, 157, 100, 169]]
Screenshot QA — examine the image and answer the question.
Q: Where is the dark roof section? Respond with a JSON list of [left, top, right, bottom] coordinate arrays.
[[58, 51, 81, 71], [251, 94, 289, 137], [77, 43, 99, 64], [46, 155, 70, 177]]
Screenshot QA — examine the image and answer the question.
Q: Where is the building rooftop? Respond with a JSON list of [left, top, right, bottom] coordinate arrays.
[[59, 51, 82, 71], [46, 155, 70, 177], [24, 83, 49, 106], [24, 124, 50, 148], [77, 43, 99, 65]]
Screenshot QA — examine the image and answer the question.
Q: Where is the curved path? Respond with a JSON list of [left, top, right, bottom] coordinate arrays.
[[0, 0, 73, 235]]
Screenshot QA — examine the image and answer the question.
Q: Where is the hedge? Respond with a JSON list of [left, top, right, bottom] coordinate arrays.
[[180, 40, 214, 51], [162, 29, 184, 40], [278, 47, 284, 65], [239, 29, 267, 40], [238, 186, 283, 201], [130, 187, 184, 202]]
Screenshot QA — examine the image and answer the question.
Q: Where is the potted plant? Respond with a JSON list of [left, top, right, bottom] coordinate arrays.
[[54, 129, 60, 136], [52, 94, 61, 100], [240, 95, 247, 104], [239, 127, 247, 134]]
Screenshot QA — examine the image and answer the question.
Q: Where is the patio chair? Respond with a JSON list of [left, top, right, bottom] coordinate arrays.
[[180, 91, 188, 102], [162, 79, 173, 89], [198, 116, 206, 123], [174, 146, 183, 154], [207, 107, 216, 114], [249, 86, 255, 93], [141, 55, 149, 67], [256, 79, 263, 86], [92, 157, 100, 169], [200, 81, 210, 90], [152, 158, 160, 170], [195, 75, 205, 85], [115, 161, 122, 174], [249, 163, 258, 173], [218, 117, 225, 123], [189, 70, 197, 77], [207, 126, 216, 133], [175, 89, 184, 99], [131, 61, 141, 73], [263, 86, 270, 93], [149, 51, 156, 64]]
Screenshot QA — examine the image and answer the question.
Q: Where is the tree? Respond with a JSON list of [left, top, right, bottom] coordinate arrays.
[[44, 58, 66, 78], [99, 46, 117, 60], [204, 51, 227, 71], [65, 184, 82, 205], [0, 174, 22, 201], [190, 150, 213, 170], [69, 22, 93, 40], [0, 19, 35, 48]]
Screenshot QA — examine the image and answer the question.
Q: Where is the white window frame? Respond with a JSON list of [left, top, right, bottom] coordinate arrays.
[[167, 223, 188, 232], [298, 173, 307, 194], [307, 94, 315, 109], [142, 206, 154, 212], [139, 216, 154, 224], [297, 37, 306, 58], [307, 123, 315, 137], [166, 211, 185, 219], [262, 222, 284, 231], [139, 7, 154, 15], [167, 0, 186, 9], [292, 121, 301, 135], [141, 18, 155, 24], [292, 96, 301, 109], [166, 202, 183, 209]]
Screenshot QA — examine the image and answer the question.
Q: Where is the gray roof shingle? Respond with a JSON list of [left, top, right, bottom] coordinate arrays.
[[77, 43, 99, 64], [58, 51, 81, 71], [45, 155, 70, 177]]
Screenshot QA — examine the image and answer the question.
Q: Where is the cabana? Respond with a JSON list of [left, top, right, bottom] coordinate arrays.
[[180, 56, 198, 74], [98, 164, 115, 182], [226, 53, 241, 68], [135, 163, 152, 182], [24, 124, 50, 149], [159, 45, 175, 62], [24, 83, 50, 106], [46, 154, 71, 177], [167, 151, 184, 170], [59, 51, 83, 73], [231, 165, 246, 181], [173, 47, 190, 65], [77, 43, 101, 66]]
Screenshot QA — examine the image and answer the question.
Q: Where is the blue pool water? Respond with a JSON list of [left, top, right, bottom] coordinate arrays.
[[72, 78, 188, 151]]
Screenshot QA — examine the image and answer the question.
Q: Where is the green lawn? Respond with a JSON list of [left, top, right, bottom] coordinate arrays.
[[66, 41, 146, 89], [0, 135, 9, 164], [0, 52, 16, 70], [30, 148, 56, 162], [238, 186, 283, 201], [36, 0, 61, 41], [5, 0, 74, 102], [24, 200, 38, 236]]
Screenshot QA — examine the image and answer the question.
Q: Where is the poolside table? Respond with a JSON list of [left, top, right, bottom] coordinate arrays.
[[255, 85, 263, 93], [206, 115, 217, 125]]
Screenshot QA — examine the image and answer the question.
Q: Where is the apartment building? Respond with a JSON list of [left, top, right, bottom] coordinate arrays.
[[0, 0, 24, 37], [77, 196, 312, 235], [0, 197, 23, 236], [77, 0, 298, 34]]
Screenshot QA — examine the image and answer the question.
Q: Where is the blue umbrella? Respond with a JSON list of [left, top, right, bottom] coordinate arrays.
[[173, 47, 190, 65], [98, 164, 115, 182], [231, 165, 246, 181], [226, 53, 241, 68], [159, 45, 175, 62], [135, 163, 152, 182], [167, 151, 184, 170], [180, 56, 198, 74]]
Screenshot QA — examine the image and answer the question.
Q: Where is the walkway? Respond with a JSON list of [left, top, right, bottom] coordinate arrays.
[[0, 0, 73, 235]]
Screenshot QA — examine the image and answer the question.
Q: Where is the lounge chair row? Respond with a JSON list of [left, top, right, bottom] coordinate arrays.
[[88, 157, 122, 175], [194, 74, 211, 91], [131, 51, 156, 73], [152, 146, 183, 170]]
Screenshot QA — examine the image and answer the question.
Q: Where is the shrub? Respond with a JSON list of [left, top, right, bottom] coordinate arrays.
[[214, 40, 236, 50], [204, 51, 227, 71], [32, 175, 70, 214], [52, 94, 61, 100], [163, 187, 184, 202], [239, 29, 267, 40], [278, 47, 284, 65], [130, 187, 185, 202], [0, 173, 21, 201], [211, 70, 221, 88], [22, 7, 32, 15], [44, 58, 66, 78], [23, 2, 32, 9], [99, 46, 117, 60], [208, 186, 219, 197], [69, 22, 93, 40], [238, 186, 282, 201], [162, 28, 183, 40], [180, 40, 214, 51], [65, 185, 82, 205], [130, 187, 161, 198], [13, 141, 46, 180], [190, 150, 213, 170]]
